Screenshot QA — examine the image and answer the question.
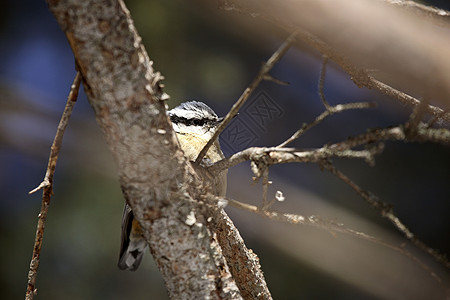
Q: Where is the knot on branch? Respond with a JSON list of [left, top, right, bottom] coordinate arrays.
[[350, 69, 372, 88], [401, 121, 450, 144], [364, 191, 393, 214], [149, 71, 170, 102], [249, 149, 273, 181]]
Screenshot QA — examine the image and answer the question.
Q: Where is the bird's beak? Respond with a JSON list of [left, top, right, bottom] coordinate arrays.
[[217, 113, 238, 124]]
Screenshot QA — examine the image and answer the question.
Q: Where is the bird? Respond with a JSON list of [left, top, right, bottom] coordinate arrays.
[[118, 101, 228, 271]]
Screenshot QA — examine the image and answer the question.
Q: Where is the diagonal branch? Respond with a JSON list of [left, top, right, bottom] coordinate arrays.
[[365, 77, 449, 123], [194, 31, 297, 165], [220, 0, 450, 123], [26, 71, 81, 300], [322, 160, 450, 269], [227, 197, 442, 283], [278, 102, 376, 147], [318, 56, 331, 110]]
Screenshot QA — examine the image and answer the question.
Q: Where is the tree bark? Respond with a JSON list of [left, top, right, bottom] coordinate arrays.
[[46, 0, 270, 298]]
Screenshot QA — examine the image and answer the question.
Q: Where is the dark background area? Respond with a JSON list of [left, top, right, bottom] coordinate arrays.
[[1, 0, 449, 299]]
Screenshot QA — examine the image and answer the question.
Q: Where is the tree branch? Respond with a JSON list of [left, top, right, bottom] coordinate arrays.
[[278, 102, 376, 148], [26, 71, 81, 300], [205, 197, 272, 299], [194, 31, 297, 165], [46, 1, 252, 298], [209, 121, 449, 176], [219, 0, 450, 123], [208, 146, 379, 176], [227, 197, 442, 283], [322, 161, 450, 269]]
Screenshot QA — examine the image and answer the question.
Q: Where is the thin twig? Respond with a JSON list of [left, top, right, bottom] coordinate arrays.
[[322, 160, 450, 269], [405, 95, 429, 137], [318, 56, 331, 110], [261, 167, 270, 209], [328, 124, 450, 149], [428, 108, 450, 128], [278, 102, 375, 147], [227, 197, 442, 283], [366, 76, 450, 123], [194, 31, 297, 165], [26, 71, 81, 300]]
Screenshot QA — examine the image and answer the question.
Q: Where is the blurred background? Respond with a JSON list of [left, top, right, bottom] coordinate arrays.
[[1, 0, 449, 299]]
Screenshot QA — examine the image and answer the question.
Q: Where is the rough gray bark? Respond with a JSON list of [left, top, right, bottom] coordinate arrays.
[[46, 0, 270, 298]]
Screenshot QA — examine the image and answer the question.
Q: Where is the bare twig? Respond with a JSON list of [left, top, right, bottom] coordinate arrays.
[[404, 95, 430, 138], [366, 77, 450, 123], [26, 71, 81, 300], [278, 102, 376, 147], [322, 160, 450, 269], [328, 124, 450, 149], [209, 120, 449, 269], [318, 56, 331, 110], [209, 146, 378, 175], [263, 191, 283, 211], [428, 108, 450, 128], [261, 167, 270, 208], [227, 197, 441, 283], [194, 31, 297, 165], [210, 122, 449, 177]]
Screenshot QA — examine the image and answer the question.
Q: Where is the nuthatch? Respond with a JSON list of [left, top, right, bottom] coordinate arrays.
[[118, 101, 227, 271]]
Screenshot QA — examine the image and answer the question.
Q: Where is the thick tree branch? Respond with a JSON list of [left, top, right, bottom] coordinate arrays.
[[46, 0, 263, 298], [205, 199, 272, 299]]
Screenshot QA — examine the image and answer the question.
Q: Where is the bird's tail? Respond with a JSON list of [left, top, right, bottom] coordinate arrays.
[[118, 204, 148, 271]]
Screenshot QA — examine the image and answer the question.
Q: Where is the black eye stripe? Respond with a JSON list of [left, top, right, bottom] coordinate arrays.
[[170, 115, 215, 127]]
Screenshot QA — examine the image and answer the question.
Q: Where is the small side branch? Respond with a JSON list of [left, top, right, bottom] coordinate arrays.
[[194, 32, 297, 165], [210, 122, 449, 176], [25, 71, 81, 300], [228, 198, 442, 283], [278, 102, 376, 147], [322, 161, 450, 269], [318, 56, 331, 110], [208, 145, 379, 175], [366, 77, 450, 123]]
